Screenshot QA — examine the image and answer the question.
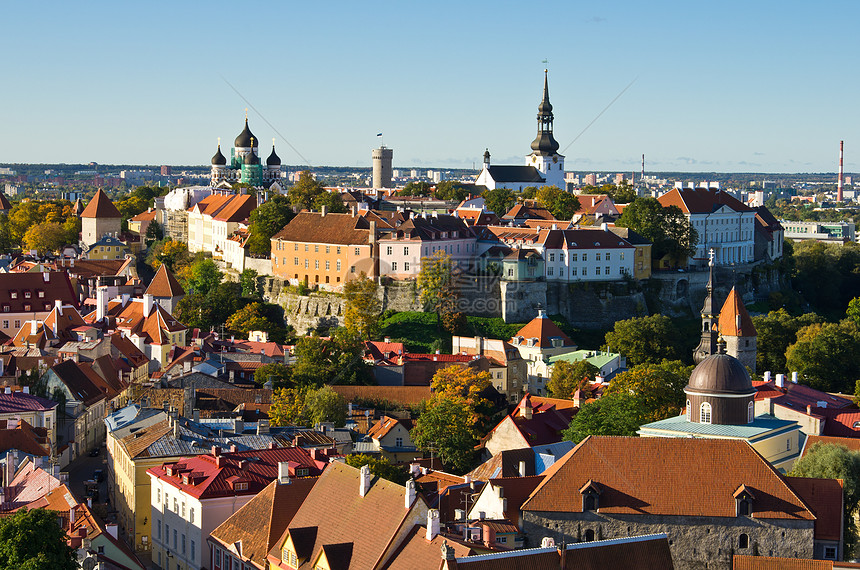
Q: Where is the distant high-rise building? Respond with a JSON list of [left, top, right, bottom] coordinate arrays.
[[161, 165, 172, 177], [584, 173, 597, 186], [372, 146, 393, 188]]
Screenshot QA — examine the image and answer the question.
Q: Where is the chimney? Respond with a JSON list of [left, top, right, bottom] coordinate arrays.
[[212, 445, 221, 456], [557, 542, 567, 567], [233, 419, 244, 434], [121, 293, 130, 307], [522, 402, 533, 420], [192, 409, 200, 423], [257, 420, 269, 434], [54, 299, 63, 314], [278, 461, 291, 485], [426, 509, 440, 541], [807, 405, 813, 415], [792, 372, 798, 384], [96, 287, 108, 321], [409, 463, 420, 477], [518, 460, 526, 477], [838, 140, 844, 203], [30, 321, 37, 336], [105, 523, 118, 540], [405, 479, 417, 509], [22, 386, 28, 394], [775, 374, 785, 389], [69, 506, 76, 530], [482, 524, 496, 547], [359, 465, 372, 497], [143, 293, 154, 316], [173, 420, 179, 438], [763, 371, 771, 383], [321, 205, 328, 217]]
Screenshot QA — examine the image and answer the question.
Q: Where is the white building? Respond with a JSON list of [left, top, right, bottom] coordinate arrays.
[[658, 187, 756, 267], [187, 192, 257, 258], [475, 71, 566, 191], [377, 213, 476, 279]]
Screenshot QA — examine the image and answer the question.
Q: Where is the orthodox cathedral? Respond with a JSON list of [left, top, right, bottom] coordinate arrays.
[[209, 116, 282, 188], [475, 71, 566, 191]]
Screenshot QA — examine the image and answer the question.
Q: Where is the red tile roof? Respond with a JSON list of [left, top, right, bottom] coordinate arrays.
[[273, 212, 375, 246], [0, 271, 79, 313], [0, 419, 50, 456], [522, 437, 815, 521], [483, 475, 545, 526], [784, 476, 843, 541], [379, 526, 474, 570], [657, 187, 753, 214], [718, 287, 757, 337], [145, 264, 185, 297], [733, 555, 833, 570], [752, 380, 854, 411], [129, 209, 156, 222], [81, 189, 121, 219], [802, 435, 860, 457], [148, 447, 325, 500], [511, 314, 574, 349]]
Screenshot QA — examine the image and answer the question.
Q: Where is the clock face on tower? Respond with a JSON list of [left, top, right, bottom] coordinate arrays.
[[553, 156, 558, 163]]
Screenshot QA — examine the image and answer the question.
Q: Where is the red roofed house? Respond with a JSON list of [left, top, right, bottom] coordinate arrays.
[[657, 187, 756, 267], [81, 188, 122, 247], [0, 271, 79, 338], [144, 264, 186, 313], [480, 394, 576, 458], [148, 445, 329, 570], [754, 374, 858, 438], [521, 436, 841, 570], [509, 309, 577, 396], [128, 208, 157, 238], [466, 475, 545, 548]]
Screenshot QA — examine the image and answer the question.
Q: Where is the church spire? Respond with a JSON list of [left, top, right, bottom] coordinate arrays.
[[530, 69, 560, 156], [694, 249, 718, 364]]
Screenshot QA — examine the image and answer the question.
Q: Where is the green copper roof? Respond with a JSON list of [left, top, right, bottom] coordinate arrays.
[[638, 413, 798, 439], [549, 350, 619, 370]]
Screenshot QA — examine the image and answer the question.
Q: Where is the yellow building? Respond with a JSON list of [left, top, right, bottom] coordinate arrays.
[[85, 234, 133, 261], [608, 226, 652, 280]]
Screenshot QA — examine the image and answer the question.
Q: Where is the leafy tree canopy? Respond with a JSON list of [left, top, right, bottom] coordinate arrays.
[[792, 241, 860, 316], [752, 309, 822, 374], [0, 508, 78, 570], [411, 396, 478, 473], [535, 185, 580, 220], [291, 328, 372, 387], [180, 258, 222, 296], [240, 269, 262, 298], [785, 319, 860, 393], [481, 188, 517, 216], [603, 314, 687, 366], [562, 393, 647, 443], [433, 181, 472, 202], [345, 454, 409, 485], [225, 301, 288, 343], [603, 359, 691, 423], [343, 273, 381, 339], [397, 181, 432, 197], [22, 222, 68, 255], [417, 250, 460, 330], [145, 238, 191, 272], [247, 194, 294, 255], [254, 362, 293, 389], [547, 359, 599, 400], [287, 171, 347, 213], [303, 385, 347, 427]]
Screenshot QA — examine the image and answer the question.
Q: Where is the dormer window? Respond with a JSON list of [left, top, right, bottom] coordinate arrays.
[[9, 291, 17, 299], [36, 290, 44, 298], [23, 290, 31, 299], [734, 485, 755, 517], [579, 480, 602, 512]]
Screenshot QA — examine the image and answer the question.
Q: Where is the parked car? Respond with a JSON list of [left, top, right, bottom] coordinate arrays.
[[93, 469, 104, 482], [88, 448, 100, 457]]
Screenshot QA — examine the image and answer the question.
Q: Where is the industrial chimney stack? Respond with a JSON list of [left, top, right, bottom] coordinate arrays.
[[838, 140, 844, 203]]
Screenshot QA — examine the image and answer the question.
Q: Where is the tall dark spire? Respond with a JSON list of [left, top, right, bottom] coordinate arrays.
[[694, 249, 718, 364], [530, 70, 560, 156]]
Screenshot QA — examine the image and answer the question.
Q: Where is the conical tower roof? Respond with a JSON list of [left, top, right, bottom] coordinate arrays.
[[73, 198, 84, 215], [530, 70, 560, 156], [0, 193, 11, 211], [718, 287, 757, 337], [80, 189, 121, 219], [145, 264, 185, 298]]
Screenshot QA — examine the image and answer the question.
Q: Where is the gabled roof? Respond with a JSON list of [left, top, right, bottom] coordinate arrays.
[[540, 228, 635, 250], [0, 419, 50, 456], [784, 476, 843, 541], [367, 416, 411, 441], [511, 313, 574, 349], [469, 448, 535, 480], [475, 475, 545, 525], [717, 287, 757, 337], [129, 209, 157, 222], [267, 462, 427, 570], [0, 193, 11, 211], [81, 189, 121, 219], [657, 187, 753, 214], [733, 555, 835, 569], [145, 264, 185, 297], [503, 203, 555, 221], [48, 360, 107, 406], [211, 478, 318, 569], [522, 436, 815, 521], [272, 212, 375, 246], [0, 271, 79, 313], [379, 526, 474, 570], [0, 390, 57, 413], [486, 166, 545, 184]]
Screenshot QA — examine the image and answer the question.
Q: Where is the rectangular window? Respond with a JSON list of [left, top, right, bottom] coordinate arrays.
[[336, 261, 341, 271], [314, 260, 319, 269], [181, 502, 185, 517], [404, 262, 410, 271], [571, 268, 577, 276], [182, 534, 186, 554], [571, 254, 578, 262], [294, 243, 298, 251], [190, 508, 194, 524], [325, 246, 330, 254], [191, 540, 195, 560], [596, 267, 601, 275], [547, 267, 554, 276], [605, 266, 610, 274], [314, 245, 319, 252], [582, 253, 587, 261], [403, 246, 409, 255], [173, 498, 178, 512], [386, 246, 393, 255], [549, 253, 555, 262], [304, 259, 309, 268], [325, 260, 330, 270], [337, 247, 341, 254], [173, 528, 177, 548], [2, 321, 7, 328], [166, 524, 169, 544], [294, 257, 299, 265], [620, 252, 625, 260], [582, 268, 587, 276], [157, 520, 161, 540], [157, 488, 161, 503], [355, 248, 360, 256], [596, 253, 601, 261], [305, 245, 309, 252], [391, 262, 397, 271], [606, 253, 611, 260]]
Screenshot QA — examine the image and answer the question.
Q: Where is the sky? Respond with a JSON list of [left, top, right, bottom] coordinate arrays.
[[2, 1, 859, 173]]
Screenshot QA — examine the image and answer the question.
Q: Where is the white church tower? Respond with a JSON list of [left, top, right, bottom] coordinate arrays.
[[526, 70, 565, 188]]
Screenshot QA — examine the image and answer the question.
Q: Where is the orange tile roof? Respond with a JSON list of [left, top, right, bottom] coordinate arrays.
[[784, 476, 843, 541], [511, 314, 574, 349], [733, 555, 832, 570], [803, 435, 860, 457], [210, 478, 317, 569], [81, 189, 121, 218], [522, 436, 815, 521], [657, 187, 753, 214], [129, 209, 156, 222], [272, 212, 374, 246], [718, 287, 756, 337], [367, 416, 410, 441], [145, 264, 185, 297], [380, 526, 474, 570]]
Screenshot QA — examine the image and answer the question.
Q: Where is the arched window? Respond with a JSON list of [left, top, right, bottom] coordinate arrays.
[[748, 401, 754, 424], [584, 529, 595, 542], [686, 400, 691, 421], [700, 402, 712, 424], [738, 534, 749, 549]]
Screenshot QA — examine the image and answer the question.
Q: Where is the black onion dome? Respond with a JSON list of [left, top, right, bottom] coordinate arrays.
[[211, 145, 227, 166], [685, 354, 755, 395], [234, 118, 256, 148], [244, 149, 259, 165], [267, 145, 281, 166]]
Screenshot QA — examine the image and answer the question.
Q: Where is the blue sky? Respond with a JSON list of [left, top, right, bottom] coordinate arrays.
[[2, 1, 858, 173]]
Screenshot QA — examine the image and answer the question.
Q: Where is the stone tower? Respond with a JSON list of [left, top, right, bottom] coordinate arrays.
[[80, 188, 122, 247], [372, 146, 393, 189]]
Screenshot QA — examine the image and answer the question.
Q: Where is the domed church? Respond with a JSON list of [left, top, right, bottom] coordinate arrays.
[[209, 114, 283, 188], [639, 252, 803, 472]]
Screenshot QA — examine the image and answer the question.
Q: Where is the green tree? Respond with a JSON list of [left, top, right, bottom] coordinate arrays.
[[226, 302, 287, 343], [22, 222, 66, 254], [605, 182, 637, 204], [397, 181, 432, 197], [792, 241, 860, 316], [433, 181, 471, 202], [417, 250, 459, 328], [547, 360, 599, 399], [603, 360, 691, 423], [291, 328, 371, 387], [240, 269, 261, 298], [183, 258, 222, 296], [752, 309, 822, 373], [789, 442, 860, 554], [520, 186, 539, 200], [604, 314, 686, 366], [0, 215, 13, 252], [145, 238, 191, 271], [411, 396, 478, 473], [254, 363, 293, 388], [115, 195, 149, 223], [345, 454, 409, 485], [313, 189, 347, 213], [303, 385, 347, 427], [535, 185, 580, 220], [288, 171, 326, 211], [481, 188, 517, 216], [269, 387, 307, 426], [247, 194, 294, 255], [615, 197, 697, 264], [0, 508, 77, 570], [343, 273, 381, 339], [785, 320, 860, 393], [848, 296, 860, 327], [144, 219, 163, 246], [562, 393, 648, 443]]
